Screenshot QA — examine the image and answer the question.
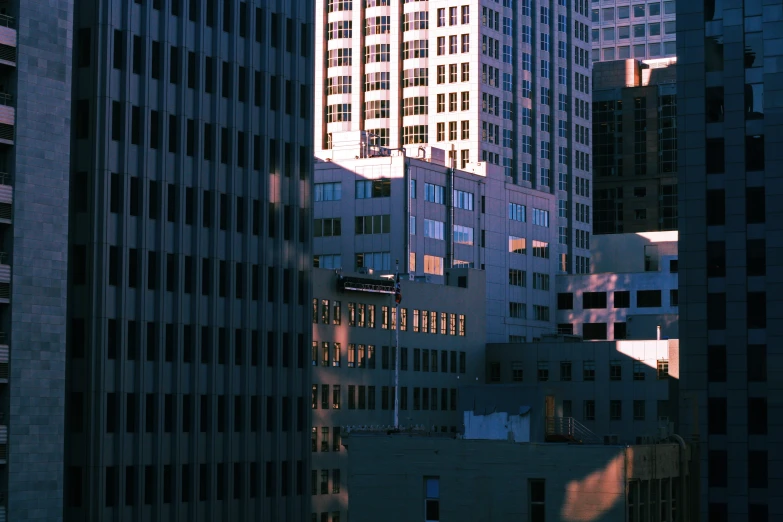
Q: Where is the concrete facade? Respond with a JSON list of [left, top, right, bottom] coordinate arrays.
[[593, 59, 678, 235], [65, 2, 314, 521], [677, 2, 781, 521], [310, 267, 487, 522], [556, 232, 679, 340], [346, 434, 691, 522], [314, 138, 559, 343], [592, 0, 677, 62], [2, 1, 75, 520], [485, 339, 676, 445], [314, 0, 593, 276]]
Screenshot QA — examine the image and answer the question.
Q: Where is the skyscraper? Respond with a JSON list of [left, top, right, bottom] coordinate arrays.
[[65, 1, 314, 520], [314, 0, 593, 276], [678, 1, 778, 521], [591, 0, 677, 62], [0, 1, 74, 521]]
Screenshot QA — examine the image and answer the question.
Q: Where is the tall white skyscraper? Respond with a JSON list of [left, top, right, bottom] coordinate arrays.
[[314, 0, 593, 276], [590, 0, 677, 62]]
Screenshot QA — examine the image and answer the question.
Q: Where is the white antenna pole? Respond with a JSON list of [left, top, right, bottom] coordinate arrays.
[[394, 260, 400, 429]]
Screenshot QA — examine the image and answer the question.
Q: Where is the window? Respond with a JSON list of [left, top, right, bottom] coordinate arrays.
[[632, 360, 646, 381], [637, 290, 662, 308], [633, 400, 645, 421], [746, 187, 765, 224], [509, 203, 526, 222], [583, 361, 595, 381], [529, 479, 545, 522], [610, 400, 622, 420], [706, 345, 727, 383], [583, 292, 607, 309], [748, 451, 767, 489], [532, 241, 549, 259], [356, 179, 391, 199], [748, 292, 766, 329], [512, 362, 523, 382], [654, 360, 669, 381], [509, 302, 526, 319], [746, 135, 765, 171], [560, 362, 572, 381], [708, 397, 727, 435], [748, 345, 766, 382], [583, 323, 607, 340], [748, 397, 767, 435], [706, 138, 725, 173], [417, 253, 440, 276], [425, 477, 439, 521], [610, 361, 622, 381], [583, 400, 595, 421], [537, 362, 549, 382], [509, 269, 525, 287], [708, 450, 728, 487], [424, 183, 445, 204]]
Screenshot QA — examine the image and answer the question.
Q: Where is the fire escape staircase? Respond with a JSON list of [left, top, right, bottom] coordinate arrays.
[[545, 416, 603, 444]]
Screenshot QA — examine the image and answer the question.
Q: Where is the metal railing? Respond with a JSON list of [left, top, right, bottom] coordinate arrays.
[[0, 15, 14, 29], [0, 173, 9, 186], [0, 94, 12, 108], [546, 416, 603, 444], [0, 45, 14, 64]]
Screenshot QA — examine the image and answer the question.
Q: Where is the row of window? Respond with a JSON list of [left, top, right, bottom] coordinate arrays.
[[311, 299, 467, 336], [592, 2, 675, 22], [89, 392, 303, 434], [705, 292, 768, 331], [595, 41, 676, 61], [311, 384, 460, 412], [76, 6, 305, 69], [87, 459, 301, 508], [509, 303, 550, 321], [580, 399, 663, 422], [94, 249, 303, 302], [558, 289, 676, 310], [436, 6, 470, 27], [708, 397, 768, 436], [70, 318, 307, 368], [311, 468, 341, 496], [490, 359, 669, 383], [98, 178, 305, 235], [311, 342, 468, 373], [509, 237, 550, 259], [78, 100, 308, 162], [708, 450, 768, 490]]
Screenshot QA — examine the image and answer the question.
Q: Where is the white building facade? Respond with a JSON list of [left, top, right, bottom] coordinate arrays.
[[591, 0, 677, 62], [556, 231, 678, 340], [314, 0, 593, 276]]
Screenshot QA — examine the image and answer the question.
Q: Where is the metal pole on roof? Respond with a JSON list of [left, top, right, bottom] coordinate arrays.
[[393, 260, 400, 429]]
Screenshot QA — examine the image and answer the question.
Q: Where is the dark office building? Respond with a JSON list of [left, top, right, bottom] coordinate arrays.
[[0, 1, 74, 521], [592, 58, 678, 234], [678, 2, 779, 521], [65, 1, 314, 521]]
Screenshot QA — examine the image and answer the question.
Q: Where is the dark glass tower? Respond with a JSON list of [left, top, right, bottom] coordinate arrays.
[[678, 1, 779, 521], [65, 1, 314, 520]]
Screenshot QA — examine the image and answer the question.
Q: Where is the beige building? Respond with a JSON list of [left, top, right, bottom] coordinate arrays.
[[485, 338, 678, 445], [345, 433, 692, 522], [310, 267, 487, 522]]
